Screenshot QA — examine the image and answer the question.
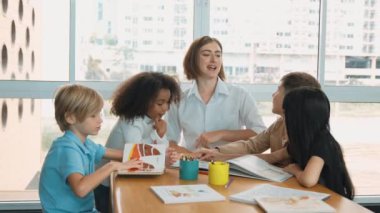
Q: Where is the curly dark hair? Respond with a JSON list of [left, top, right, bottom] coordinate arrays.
[[111, 72, 181, 121]]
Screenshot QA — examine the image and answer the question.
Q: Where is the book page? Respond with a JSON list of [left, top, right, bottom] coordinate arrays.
[[229, 184, 330, 205], [151, 184, 225, 204], [119, 143, 166, 175], [227, 155, 292, 182]]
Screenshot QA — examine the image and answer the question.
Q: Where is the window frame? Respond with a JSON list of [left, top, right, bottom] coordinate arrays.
[[0, 0, 379, 102], [1, 0, 380, 210]]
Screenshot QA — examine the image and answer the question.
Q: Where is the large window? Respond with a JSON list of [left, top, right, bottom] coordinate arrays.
[[324, 0, 380, 86], [75, 0, 193, 81], [1, 0, 380, 209], [210, 0, 319, 84], [329, 103, 380, 198]]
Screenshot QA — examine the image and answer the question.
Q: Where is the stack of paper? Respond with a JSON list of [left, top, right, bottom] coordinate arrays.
[[151, 184, 225, 204], [229, 184, 330, 205], [256, 196, 335, 213]]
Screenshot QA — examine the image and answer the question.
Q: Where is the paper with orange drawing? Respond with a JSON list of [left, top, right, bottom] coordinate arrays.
[[256, 196, 335, 213], [150, 184, 225, 204], [118, 143, 166, 175], [229, 184, 330, 205]]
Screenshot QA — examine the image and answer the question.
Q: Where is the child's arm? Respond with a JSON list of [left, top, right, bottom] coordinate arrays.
[[67, 159, 142, 198], [255, 147, 290, 164], [284, 156, 324, 188], [103, 148, 123, 161], [195, 129, 256, 148], [196, 148, 244, 161], [169, 141, 193, 154]]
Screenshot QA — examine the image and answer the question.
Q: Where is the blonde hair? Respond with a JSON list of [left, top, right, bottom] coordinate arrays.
[[54, 84, 104, 131]]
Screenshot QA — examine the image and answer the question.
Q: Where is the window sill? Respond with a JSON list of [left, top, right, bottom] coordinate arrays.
[[0, 201, 41, 210]]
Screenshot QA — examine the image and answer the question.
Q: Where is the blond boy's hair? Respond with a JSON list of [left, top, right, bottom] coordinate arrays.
[[54, 84, 104, 131]]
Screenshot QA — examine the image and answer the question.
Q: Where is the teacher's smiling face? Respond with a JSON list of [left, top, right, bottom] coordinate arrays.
[[197, 41, 223, 80]]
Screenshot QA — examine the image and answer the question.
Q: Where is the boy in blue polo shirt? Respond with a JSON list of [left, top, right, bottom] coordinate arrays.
[[39, 84, 144, 212]]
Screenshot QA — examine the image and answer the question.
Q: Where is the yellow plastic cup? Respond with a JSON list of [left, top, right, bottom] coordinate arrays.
[[208, 161, 229, 185]]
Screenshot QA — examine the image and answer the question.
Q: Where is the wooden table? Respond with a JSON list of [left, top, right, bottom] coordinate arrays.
[[111, 169, 372, 213]]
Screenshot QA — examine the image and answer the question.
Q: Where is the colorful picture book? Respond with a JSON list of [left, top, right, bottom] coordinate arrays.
[[118, 143, 166, 175], [256, 196, 335, 213], [151, 184, 225, 204], [229, 184, 330, 205]]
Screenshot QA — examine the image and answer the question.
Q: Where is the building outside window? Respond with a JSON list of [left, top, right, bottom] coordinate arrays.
[[0, 0, 379, 209]]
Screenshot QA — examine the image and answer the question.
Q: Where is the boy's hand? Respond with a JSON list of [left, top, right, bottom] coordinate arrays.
[[195, 148, 225, 161], [117, 159, 143, 171], [165, 147, 179, 167], [154, 118, 167, 138]]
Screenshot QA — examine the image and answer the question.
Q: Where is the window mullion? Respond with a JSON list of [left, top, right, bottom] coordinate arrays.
[[317, 0, 327, 88], [193, 0, 210, 39], [69, 0, 76, 83]]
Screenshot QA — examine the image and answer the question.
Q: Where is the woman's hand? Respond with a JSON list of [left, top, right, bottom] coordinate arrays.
[[195, 131, 223, 148]]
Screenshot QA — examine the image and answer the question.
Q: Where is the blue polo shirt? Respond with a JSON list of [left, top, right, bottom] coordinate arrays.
[[39, 130, 106, 213]]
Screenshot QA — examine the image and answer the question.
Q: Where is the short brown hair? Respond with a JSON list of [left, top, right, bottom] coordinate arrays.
[[183, 36, 226, 80], [281, 72, 321, 94], [54, 84, 104, 131]]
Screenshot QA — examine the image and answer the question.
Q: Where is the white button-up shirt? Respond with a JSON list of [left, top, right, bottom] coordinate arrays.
[[166, 78, 266, 151]]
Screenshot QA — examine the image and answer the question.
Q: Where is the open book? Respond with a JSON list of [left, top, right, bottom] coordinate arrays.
[[173, 155, 291, 182], [226, 155, 292, 182], [118, 143, 166, 175], [229, 184, 330, 205], [256, 196, 335, 213], [151, 184, 225, 204]]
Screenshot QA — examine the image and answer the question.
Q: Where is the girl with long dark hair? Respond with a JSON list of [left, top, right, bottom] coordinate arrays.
[[283, 87, 354, 199]]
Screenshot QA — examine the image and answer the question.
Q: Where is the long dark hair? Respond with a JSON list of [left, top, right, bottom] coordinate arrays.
[[111, 72, 181, 121], [283, 87, 354, 199]]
